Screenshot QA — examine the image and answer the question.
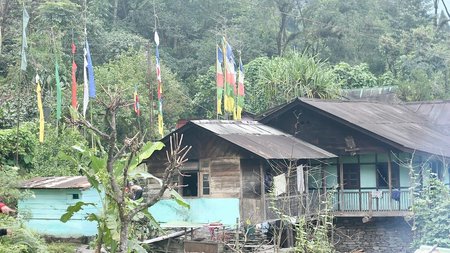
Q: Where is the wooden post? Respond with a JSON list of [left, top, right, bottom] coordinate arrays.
[[340, 160, 344, 212], [260, 161, 266, 220], [234, 217, 239, 249], [388, 152, 392, 210]]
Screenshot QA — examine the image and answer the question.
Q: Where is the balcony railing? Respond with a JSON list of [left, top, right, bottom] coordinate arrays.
[[264, 188, 412, 219]]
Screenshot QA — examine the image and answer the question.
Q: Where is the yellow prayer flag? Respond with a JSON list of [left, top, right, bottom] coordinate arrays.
[[36, 75, 44, 143]]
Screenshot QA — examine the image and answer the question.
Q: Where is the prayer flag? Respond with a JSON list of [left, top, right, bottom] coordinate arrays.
[[82, 47, 89, 117], [20, 8, 29, 71], [155, 30, 164, 137], [134, 85, 140, 116], [85, 40, 96, 98], [36, 74, 44, 143], [71, 43, 77, 109], [216, 45, 224, 115], [223, 38, 236, 115], [236, 55, 245, 120], [55, 61, 62, 121]]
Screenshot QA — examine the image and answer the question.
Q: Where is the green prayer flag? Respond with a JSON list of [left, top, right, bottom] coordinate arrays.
[[20, 8, 29, 71], [55, 61, 62, 120]]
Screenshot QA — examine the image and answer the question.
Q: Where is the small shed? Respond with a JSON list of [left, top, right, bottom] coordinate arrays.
[[18, 176, 100, 238]]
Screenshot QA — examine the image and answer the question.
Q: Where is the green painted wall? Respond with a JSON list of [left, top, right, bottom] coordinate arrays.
[[18, 188, 101, 237], [360, 164, 376, 188], [324, 165, 338, 188]]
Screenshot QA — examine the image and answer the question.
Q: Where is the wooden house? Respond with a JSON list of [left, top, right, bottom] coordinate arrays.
[[146, 120, 336, 227], [259, 98, 450, 217], [259, 98, 450, 252], [18, 176, 100, 238]]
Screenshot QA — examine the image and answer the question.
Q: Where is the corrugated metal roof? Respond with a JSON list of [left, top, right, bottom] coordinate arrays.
[[20, 176, 91, 190], [276, 98, 450, 157], [190, 120, 336, 160], [405, 101, 450, 136]]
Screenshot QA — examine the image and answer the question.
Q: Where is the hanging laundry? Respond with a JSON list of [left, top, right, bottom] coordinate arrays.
[[273, 173, 286, 196]]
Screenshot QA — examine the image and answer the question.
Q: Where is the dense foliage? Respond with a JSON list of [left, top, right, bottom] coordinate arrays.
[[411, 175, 450, 248]]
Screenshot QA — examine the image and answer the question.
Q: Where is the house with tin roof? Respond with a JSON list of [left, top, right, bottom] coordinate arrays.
[[18, 176, 100, 238]]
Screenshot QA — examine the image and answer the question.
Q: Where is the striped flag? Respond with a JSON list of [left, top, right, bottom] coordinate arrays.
[[223, 38, 236, 115], [71, 42, 77, 109], [36, 74, 44, 143], [20, 8, 29, 71], [134, 85, 140, 116], [216, 45, 224, 115], [155, 30, 164, 137], [236, 56, 245, 120], [55, 61, 62, 121]]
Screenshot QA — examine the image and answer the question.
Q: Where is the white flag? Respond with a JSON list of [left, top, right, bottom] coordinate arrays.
[[297, 165, 305, 193], [154, 31, 160, 46], [82, 47, 89, 117]]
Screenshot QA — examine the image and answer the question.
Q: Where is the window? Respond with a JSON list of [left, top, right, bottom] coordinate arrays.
[[72, 193, 80, 199], [376, 163, 399, 188], [182, 172, 198, 197], [202, 173, 210, 195], [343, 164, 360, 189]]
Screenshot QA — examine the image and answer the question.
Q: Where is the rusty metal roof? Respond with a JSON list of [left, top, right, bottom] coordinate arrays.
[[262, 98, 450, 157], [20, 176, 91, 190], [189, 120, 336, 160]]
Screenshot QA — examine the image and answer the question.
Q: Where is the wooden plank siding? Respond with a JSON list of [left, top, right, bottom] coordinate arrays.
[[18, 188, 100, 237]]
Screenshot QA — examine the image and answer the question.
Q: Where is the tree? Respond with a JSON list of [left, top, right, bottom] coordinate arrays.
[[65, 91, 191, 253], [245, 52, 340, 114]]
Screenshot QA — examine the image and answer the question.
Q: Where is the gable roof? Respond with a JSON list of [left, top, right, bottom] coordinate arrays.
[[20, 176, 91, 190], [164, 120, 336, 160], [260, 98, 450, 157]]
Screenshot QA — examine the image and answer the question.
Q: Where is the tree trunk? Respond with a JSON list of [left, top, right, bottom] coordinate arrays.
[[118, 218, 129, 253], [113, 0, 119, 26]]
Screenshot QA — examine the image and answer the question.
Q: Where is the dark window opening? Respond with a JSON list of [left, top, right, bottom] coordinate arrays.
[[376, 163, 399, 188], [343, 164, 360, 189], [72, 194, 80, 199], [182, 172, 198, 197], [202, 173, 210, 195], [430, 160, 444, 180]]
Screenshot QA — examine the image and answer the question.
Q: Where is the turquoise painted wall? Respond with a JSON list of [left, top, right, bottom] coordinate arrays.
[[324, 165, 338, 188], [149, 198, 240, 227], [18, 188, 101, 237]]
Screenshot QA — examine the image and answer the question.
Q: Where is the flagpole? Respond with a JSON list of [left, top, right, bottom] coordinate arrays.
[[216, 44, 219, 120], [16, 4, 29, 164], [146, 42, 154, 138], [222, 37, 228, 120]]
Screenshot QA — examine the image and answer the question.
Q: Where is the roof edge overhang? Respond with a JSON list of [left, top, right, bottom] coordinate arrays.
[[261, 98, 450, 158]]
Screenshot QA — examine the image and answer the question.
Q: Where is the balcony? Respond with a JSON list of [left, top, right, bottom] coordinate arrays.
[[264, 188, 412, 219]]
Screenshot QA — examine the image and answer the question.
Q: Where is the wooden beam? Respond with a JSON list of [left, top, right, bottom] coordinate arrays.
[[140, 230, 188, 244], [333, 211, 412, 217]]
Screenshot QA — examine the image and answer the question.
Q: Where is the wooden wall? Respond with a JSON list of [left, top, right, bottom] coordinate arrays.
[[209, 158, 240, 198], [240, 159, 264, 223], [265, 105, 397, 156]]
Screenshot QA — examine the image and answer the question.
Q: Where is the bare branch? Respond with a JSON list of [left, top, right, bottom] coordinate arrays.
[[129, 134, 191, 218], [67, 117, 110, 140]]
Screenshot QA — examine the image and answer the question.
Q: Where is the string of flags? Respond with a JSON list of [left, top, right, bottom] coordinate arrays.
[[21, 6, 244, 143], [217, 37, 245, 120]]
